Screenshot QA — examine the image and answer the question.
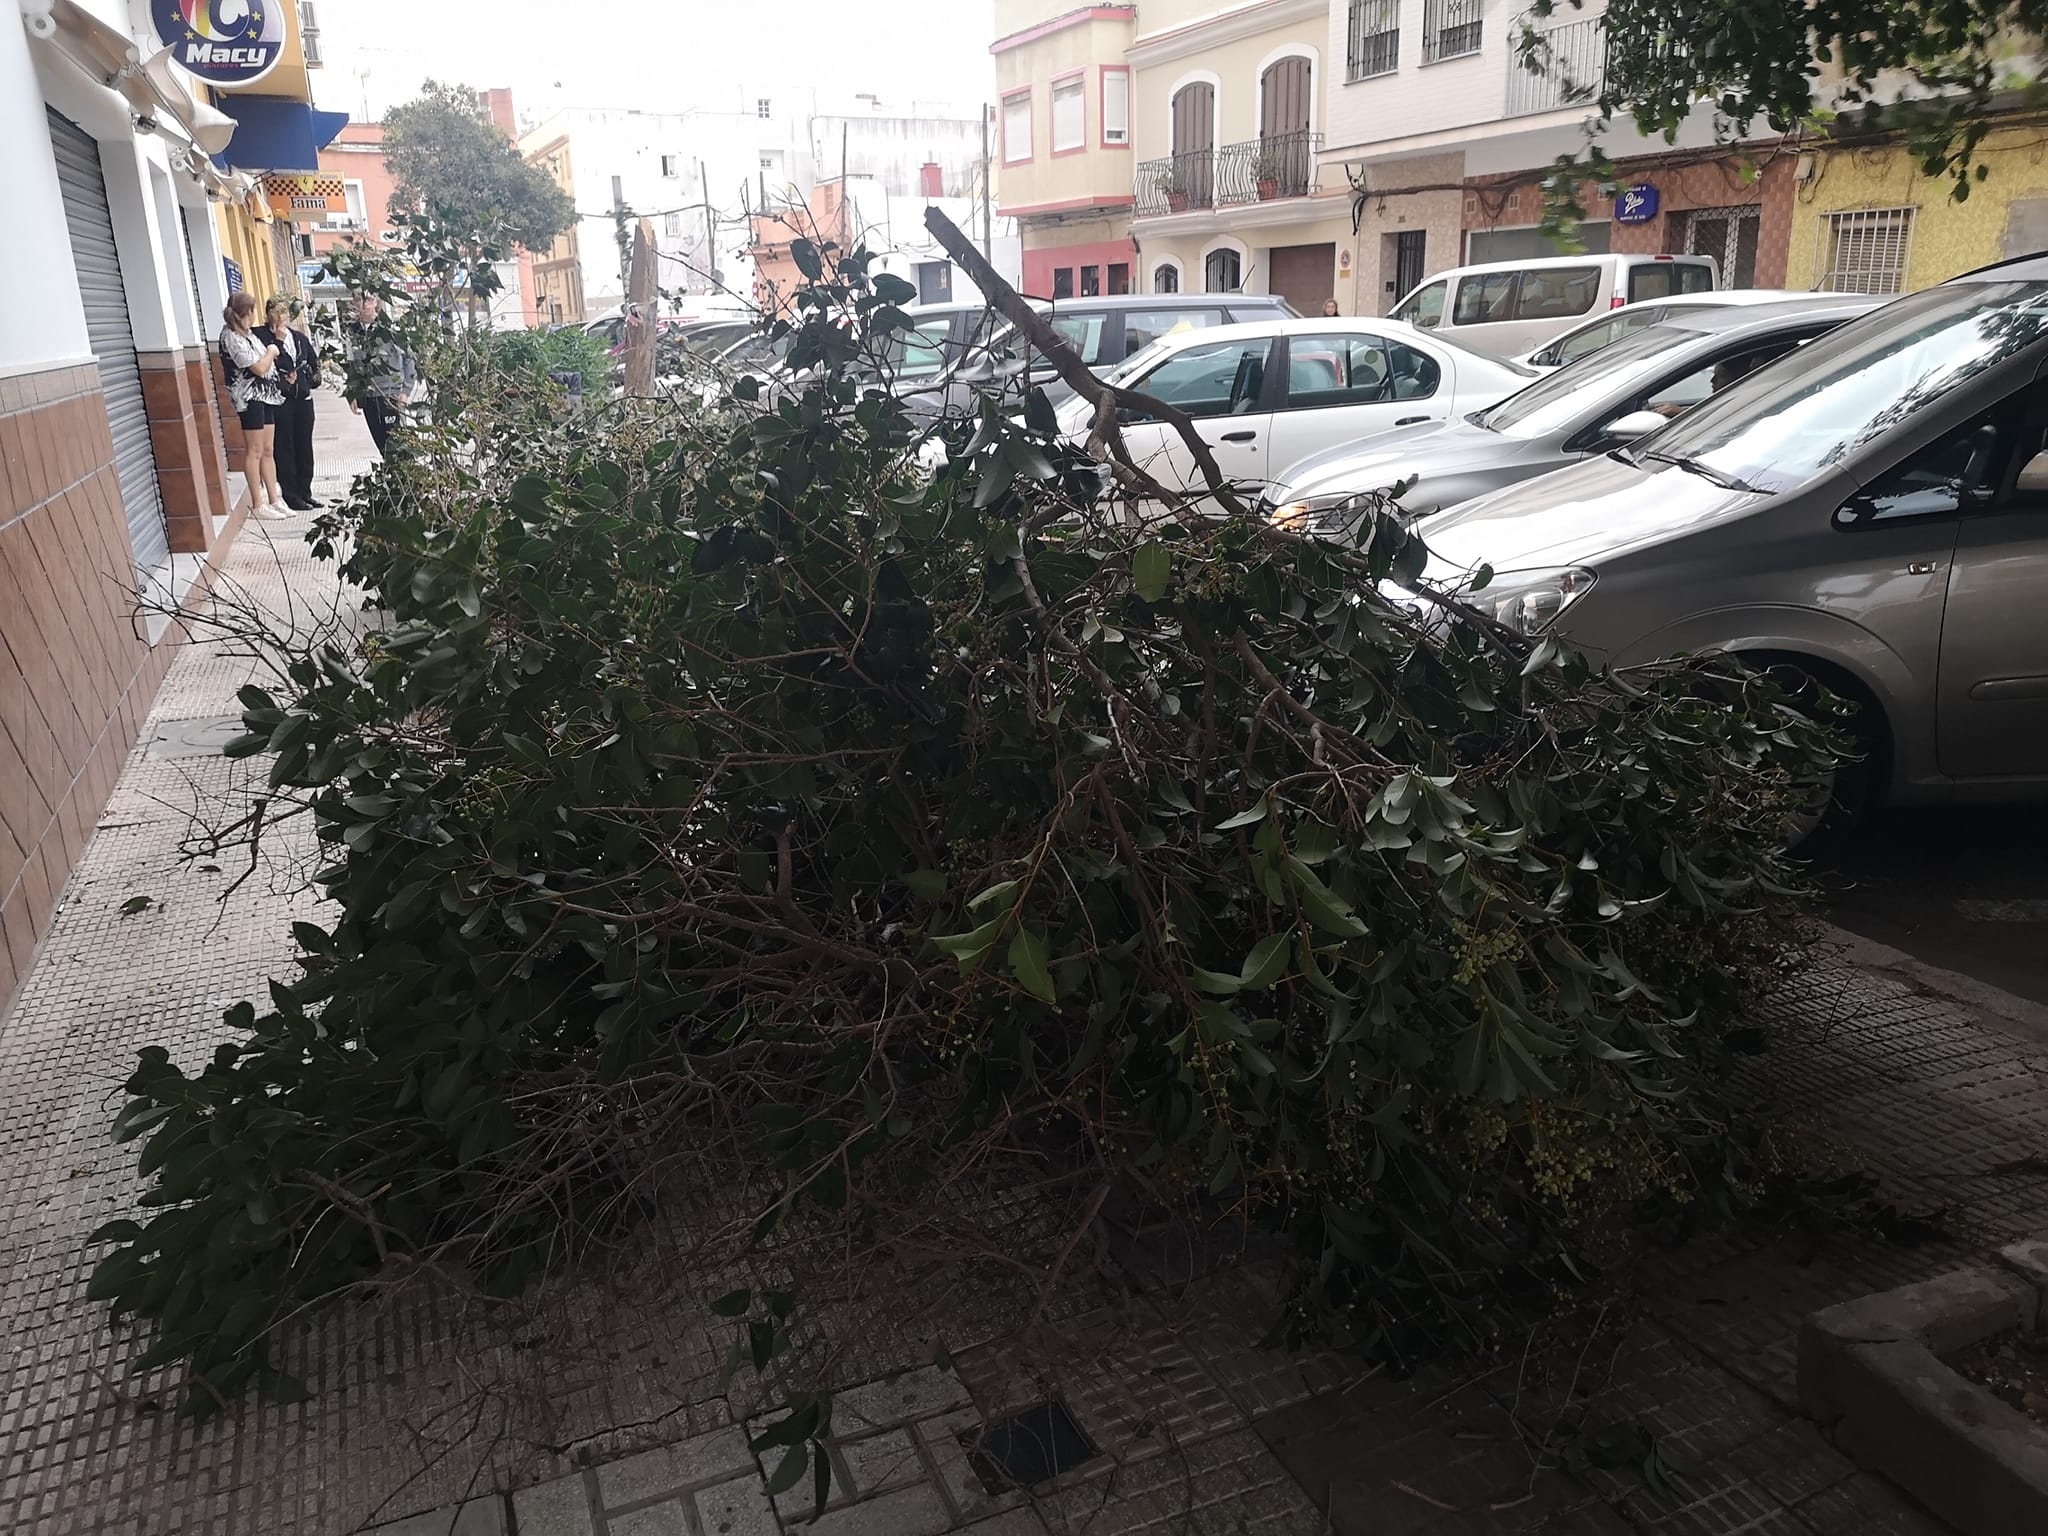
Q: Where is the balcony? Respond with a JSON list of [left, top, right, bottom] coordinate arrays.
[[1505, 16, 1606, 116], [1134, 130, 1324, 219]]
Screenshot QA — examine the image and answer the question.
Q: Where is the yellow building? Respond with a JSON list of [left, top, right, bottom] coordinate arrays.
[[1788, 125, 2048, 295]]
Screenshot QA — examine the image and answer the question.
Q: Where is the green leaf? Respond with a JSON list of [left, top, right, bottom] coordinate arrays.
[[1239, 933, 1290, 990], [766, 1442, 810, 1497], [791, 238, 824, 281], [89, 1218, 142, 1244], [1286, 856, 1367, 939], [1133, 542, 1172, 603], [1008, 928, 1056, 1005], [119, 895, 154, 917], [930, 916, 1003, 967], [1217, 798, 1269, 831], [900, 869, 947, 902], [711, 1288, 753, 1317]]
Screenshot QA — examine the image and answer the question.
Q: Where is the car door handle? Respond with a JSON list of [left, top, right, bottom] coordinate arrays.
[[1908, 561, 1941, 575], [1220, 430, 1257, 443], [1396, 415, 1429, 425]]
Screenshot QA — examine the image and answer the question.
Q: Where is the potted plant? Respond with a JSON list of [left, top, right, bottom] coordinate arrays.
[[1157, 160, 1191, 213], [1253, 145, 1283, 201]]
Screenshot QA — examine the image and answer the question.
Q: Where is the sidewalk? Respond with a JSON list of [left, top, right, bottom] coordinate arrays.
[[1, 393, 2041, 1533]]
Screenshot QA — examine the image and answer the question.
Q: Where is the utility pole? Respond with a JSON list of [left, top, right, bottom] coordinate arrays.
[[699, 158, 716, 297], [980, 103, 993, 264], [611, 174, 630, 314]]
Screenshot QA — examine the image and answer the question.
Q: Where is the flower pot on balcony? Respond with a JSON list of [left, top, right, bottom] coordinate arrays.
[[1257, 178, 1279, 201], [1166, 192, 1190, 213]]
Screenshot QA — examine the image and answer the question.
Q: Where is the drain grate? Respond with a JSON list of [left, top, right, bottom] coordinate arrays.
[[961, 1400, 1098, 1493], [147, 716, 251, 760]]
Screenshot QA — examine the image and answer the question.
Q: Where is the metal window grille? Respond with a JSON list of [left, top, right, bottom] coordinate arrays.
[[1347, 0, 1400, 80], [1422, 0, 1484, 62], [1817, 208, 1914, 295]]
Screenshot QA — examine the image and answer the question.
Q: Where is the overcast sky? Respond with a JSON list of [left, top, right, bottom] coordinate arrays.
[[311, 0, 998, 126]]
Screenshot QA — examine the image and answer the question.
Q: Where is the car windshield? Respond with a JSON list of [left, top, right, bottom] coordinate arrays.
[[1643, 280, 2048, 494], [1477, 322, 1711, 438], [888, 316, 962, 378]]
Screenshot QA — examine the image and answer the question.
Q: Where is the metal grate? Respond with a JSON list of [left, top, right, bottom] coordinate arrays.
[[1817, 208, 1915, 295], [1347, 0, 1400, 79], [1505, 15, 1605, 115], [963, 1401, 1099, 1493], [1422, 0, 1484, 62]]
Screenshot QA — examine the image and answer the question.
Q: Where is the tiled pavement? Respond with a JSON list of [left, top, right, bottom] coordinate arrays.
[[2, 395, 2043, 1534]]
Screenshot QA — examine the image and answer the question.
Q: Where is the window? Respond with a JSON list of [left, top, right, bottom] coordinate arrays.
[[1121, 308, 1219, 355], [1052, 76, 1085, 154], [1452, 271, 1519, 325], [661, 155, 679, 177], [892, 317, 959, 378], [1346, 0, 1400, 81], [1052, 266, 1074, 299], [1421, 0, 1483, 61], [915, 260, 952, 304], [1154, 263, 1180, 294], [1002, 91, 1032, 164], [1102, 68, 1130, 146], [1635, 340, 1803, 422], [1108, 262, 1131, 295], [326, 178, 367, 231], [1837, 414, 2014, 527], [1515, 266, 1601, 322], [1080, 264, 1101, 297], [1687, 206, 1760, 288], [1132, 338, 1270, 418], [1392, 279, 1446, 329], [757, 98, 772, 118], [1204, 248, 1242, 293], [1281, 333, 1441, 410], [1818, 208, 1915, 295], [1629, 260, 1717, 301], [1051, 312, 1114, 366], [664, 211, 684, 240]]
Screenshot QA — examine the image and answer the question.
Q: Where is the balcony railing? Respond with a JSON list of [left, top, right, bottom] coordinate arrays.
[[1134, 131, 1324, 218], [1505, 15, 1606, 116]]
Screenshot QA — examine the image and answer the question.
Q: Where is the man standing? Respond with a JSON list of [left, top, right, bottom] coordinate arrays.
[[256, 298, 322, 510], [346, 295, 416, 455]]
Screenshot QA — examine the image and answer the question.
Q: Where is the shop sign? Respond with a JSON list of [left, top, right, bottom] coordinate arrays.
[[264, 172, 348, 221], [1615, 185, 1661, 224], [223, 256, 244, 294], [150, 0, 288, 89]]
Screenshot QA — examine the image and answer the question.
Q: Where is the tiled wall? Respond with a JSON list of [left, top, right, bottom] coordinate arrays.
[[0, 364, 183, 1006]]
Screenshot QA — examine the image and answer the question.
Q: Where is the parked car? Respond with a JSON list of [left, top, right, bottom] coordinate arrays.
[[1516, 288, 1824, 369], [1399, 254, 2048, 832], [1054, 316, 1532, 502], [1389, 253, 1719, 359], [931, 292, 1298, 420], [1268, 296, 1879, 535]]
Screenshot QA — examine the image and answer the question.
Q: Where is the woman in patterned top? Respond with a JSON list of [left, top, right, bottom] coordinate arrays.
[[220, 292, 289, 521]]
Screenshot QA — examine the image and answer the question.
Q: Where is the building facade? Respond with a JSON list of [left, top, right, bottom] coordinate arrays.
[[0, 0, 325, 1007], [992, 2, 1140, 300]]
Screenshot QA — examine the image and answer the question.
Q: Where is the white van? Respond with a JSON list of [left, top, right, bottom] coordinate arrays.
[[1388, 254, 1718, 359]]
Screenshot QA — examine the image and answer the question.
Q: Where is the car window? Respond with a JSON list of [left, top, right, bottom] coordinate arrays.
[[891, 317, 959, 377], [1629, 262, 1718, 301], [1453, 272, 1519, 327], [1281, 333, 1442, 409], [1122, 308, 1221, 357], [1130, 338, 1269, 418], [1636, 340, 1803, 420], [1479, 321, 1714, 438], [1552, 308, 1679, 366], [1393, 280, 1446, 330], [1516, 267, 1601, 322], [1643, 281, 2048, 495], [1836, 416, 2012, 526], [1050, 312, 1114, 367]]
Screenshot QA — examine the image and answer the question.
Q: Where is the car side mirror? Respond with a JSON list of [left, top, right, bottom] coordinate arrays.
[[1605, 409, 1670, 444], [2016, 448, 2048, 497]]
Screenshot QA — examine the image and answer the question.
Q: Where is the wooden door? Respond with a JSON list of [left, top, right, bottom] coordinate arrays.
[[1260, 57, 1312, 195], [1270, 243, 1336, 316], [1171, 83, 1215, 208]]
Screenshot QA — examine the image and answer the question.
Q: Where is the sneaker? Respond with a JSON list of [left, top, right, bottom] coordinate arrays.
[[250, 504, 291, 522]]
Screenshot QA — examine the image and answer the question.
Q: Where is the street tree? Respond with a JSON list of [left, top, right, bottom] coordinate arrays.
[[383, 80, 574, 250], [1543, 0, 2048, 192]]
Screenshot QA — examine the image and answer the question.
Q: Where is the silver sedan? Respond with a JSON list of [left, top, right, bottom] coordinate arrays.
[[1269, 296, 1879, 537], [1406, 259, 2048, 827]]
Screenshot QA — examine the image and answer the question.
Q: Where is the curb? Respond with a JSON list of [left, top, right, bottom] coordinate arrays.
[[1798, 1240, 2048, 1535]]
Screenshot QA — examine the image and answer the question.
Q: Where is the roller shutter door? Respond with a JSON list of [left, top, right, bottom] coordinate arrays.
[[47, 108, 169, 574]]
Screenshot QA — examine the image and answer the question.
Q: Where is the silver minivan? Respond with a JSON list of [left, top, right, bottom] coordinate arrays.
[[1406, 256, 2048, 828], [1390, 254, 1719, 358]]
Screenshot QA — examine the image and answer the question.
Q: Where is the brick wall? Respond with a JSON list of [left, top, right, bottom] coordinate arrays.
[[0, 365, 184, 1008]]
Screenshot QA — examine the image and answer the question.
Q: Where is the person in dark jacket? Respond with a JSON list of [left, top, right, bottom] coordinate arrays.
[[255, 298, 322, 510], [345, 296, 416, 455]]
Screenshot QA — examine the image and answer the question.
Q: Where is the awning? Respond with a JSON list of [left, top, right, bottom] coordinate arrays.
[[210, 95, 349, 173]]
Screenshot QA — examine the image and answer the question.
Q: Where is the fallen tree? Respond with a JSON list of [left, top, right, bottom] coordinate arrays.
[[93, 229, 1836, 1492]]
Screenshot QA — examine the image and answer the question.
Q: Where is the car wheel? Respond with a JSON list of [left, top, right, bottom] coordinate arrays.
[[1758, 661, 1881, 854]]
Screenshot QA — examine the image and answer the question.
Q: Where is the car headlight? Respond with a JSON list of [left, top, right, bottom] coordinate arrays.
[[1470, 566, 1598, 634]]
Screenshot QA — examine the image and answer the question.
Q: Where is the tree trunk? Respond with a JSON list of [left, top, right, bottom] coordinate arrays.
[[624, 221, 658, 398]]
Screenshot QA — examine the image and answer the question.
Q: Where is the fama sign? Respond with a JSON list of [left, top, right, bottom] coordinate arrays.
[[150, 0, 286, 88]]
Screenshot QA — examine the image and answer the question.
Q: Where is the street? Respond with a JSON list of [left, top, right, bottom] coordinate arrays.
[[1822, 805, 2048, 1011]]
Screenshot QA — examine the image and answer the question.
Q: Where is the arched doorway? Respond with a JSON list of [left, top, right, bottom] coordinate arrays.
[[1259, 56, 1313, 197], [1170, 82, 1215, 209], [1204, 247, 1242, 293]]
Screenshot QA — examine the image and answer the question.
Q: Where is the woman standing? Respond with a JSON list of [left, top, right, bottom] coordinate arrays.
[[220, 292, 289, 521], [255, 298, 321, 511]]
